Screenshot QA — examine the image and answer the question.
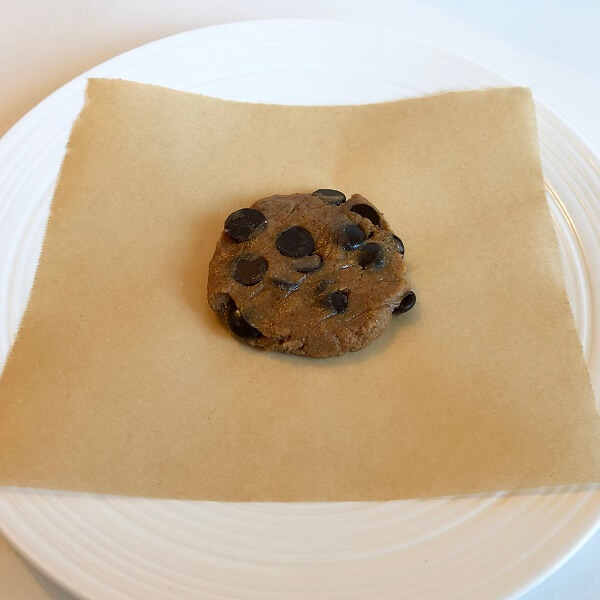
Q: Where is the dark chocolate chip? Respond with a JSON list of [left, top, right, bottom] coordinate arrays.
[[224, 208, 267, 242], [312, 189, 346, 205], [232, 253, 268, 286], [227, 307, 262, 338], [276, 226, 315, 258], [338, 224, 366, 250], [271, 277, 301, 291], [350, 203, 381, 227], [392, 234, 405, 257], [393, 291, 416, 314], [357, 243, 385, 268], [327, 291, 349, 314], [293, 254, 322, 273]]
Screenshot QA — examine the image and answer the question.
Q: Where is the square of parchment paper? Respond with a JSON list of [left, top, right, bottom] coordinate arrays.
[[0, 79, 598, 500]]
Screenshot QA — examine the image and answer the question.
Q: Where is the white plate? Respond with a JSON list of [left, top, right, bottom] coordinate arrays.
[[1, 20, 599, 600]]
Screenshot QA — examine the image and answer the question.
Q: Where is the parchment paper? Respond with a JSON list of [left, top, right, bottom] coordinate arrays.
[[0, 79, 598, 500]]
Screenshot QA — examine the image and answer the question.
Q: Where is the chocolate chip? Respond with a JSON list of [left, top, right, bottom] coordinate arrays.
[[227, 307, 262, 338], [276, 226, 315, 258], [293, 254, 322, 273], [338, 224, 366, 250], [393, 291, 416, 314], [224, 208, 267, 242], [327, 291, 349, 314], [392, 234, 405, 257], [232, 253, 268, 286], [350, 203, 381, 227], [312, 189, 346, 205], [358, 243, 385, 268], [271, 277, 300, 291]]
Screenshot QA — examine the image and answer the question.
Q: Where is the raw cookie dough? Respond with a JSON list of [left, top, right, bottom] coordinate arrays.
[[207, 191, 415, 358]]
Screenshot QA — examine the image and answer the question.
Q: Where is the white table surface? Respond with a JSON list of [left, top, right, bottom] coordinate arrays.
[[1, 1, 599, 598]]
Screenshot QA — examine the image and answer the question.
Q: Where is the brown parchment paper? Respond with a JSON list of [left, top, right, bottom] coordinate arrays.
[[0, 79, 599, 501]]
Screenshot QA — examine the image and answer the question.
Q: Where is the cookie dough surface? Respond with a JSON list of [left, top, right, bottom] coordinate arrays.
[[207, 192, 414, 358]]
